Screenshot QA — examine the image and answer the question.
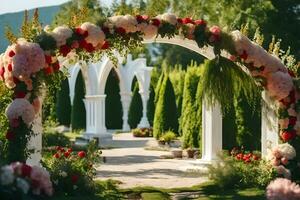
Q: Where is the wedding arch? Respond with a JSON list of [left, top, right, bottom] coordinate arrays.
[[0, 14, 298, 176]]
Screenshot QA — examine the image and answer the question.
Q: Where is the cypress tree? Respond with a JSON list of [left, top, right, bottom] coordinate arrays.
[[154, 72, 165, 104], [181, 67, 201, 148], [105, 69, 123, 129], [128, 81, 143, 129], [56, 79, 71, 126], [153, 75, 178, 139], [194, 78, 203, 151], [234, 90, 261, 150], [71, 71, 86, 130], [147, 84, 155, 126]]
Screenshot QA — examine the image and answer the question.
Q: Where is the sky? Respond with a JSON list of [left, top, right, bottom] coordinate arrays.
[[0, 0, 113, 15]]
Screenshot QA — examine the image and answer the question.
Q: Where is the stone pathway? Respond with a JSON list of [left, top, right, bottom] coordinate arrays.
[[95, 133, 208, 189]]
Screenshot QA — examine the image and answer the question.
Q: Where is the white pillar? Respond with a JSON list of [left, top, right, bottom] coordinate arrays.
[[83, 95, 111, 140], [121, 92, 131, 131], [200, 101, 222, 163], [137, 90, 150, 128], [261, 91, 279, 158], [27, 98, 42, 166]]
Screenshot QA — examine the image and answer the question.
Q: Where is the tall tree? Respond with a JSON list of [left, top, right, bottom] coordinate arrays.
[[147, 84, 155, 126], [153, 75, 178, 139], [128, 80, 143, 129], [56, 79, 71, 127], [71, 71, 86, 130]]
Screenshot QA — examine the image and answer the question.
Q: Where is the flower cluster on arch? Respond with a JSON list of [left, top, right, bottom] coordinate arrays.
[[0, 13, 298, 157]]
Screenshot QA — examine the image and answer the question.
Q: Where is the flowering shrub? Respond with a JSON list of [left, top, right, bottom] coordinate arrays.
[[0, 162, 53, 199], [266, 178, 300, 200], [208, 149, 276, 189], [43, 141, 101, 196], [132, 127, 153, 137]]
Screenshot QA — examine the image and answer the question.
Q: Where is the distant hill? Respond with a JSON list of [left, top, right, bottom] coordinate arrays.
[[0, 5, 61, 53]]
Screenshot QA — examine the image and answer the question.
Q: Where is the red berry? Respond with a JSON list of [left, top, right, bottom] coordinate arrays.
[[8, 50, 15, 57], [78, 151, 86, 158]]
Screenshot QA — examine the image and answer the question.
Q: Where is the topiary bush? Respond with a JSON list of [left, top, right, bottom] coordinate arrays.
[[147, 84, 155, 126], [154, 72, 165, 104], [153, 75, 178, 139], [180, 66, 201, 148], [105, 69, 123, 129], [128, 81, 143, 129], [71, 71, 86, 131], [56, 79, 71, 127]]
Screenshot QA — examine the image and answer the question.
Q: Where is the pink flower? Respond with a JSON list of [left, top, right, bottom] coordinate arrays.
[[266, 71, 293, 100], [6, 98, 35, 125], [266, 178, 300, 200], [210, 25, 221, 36], [81, 22, 105, 47]]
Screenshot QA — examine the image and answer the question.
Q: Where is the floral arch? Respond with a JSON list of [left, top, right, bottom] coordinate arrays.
[[0, 13, 299, 180]]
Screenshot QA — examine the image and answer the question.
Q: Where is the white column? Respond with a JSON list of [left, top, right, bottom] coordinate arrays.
[[138, 90, 150, 128], [261, 91, 279, 158], [200, 101, 222, 163], [27, 98, 42, 166], [120, 92, 131, 131], [83, 95, 111, 140]]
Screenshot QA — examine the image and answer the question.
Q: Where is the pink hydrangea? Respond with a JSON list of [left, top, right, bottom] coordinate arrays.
[[108, 15, 138, 33], [5, 98, 35, 125], [51, 26, 73, 47], [30, 166, 53, 196], [137, 23, 158, 39], [266, 71, 293, 100], [3, 39, 45, 81], [185, 23, 196, 40], [80, 22, 105, 47], [266, 178, 300, 200]]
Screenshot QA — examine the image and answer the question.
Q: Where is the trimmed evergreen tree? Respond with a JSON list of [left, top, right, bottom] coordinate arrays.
[[147, 84, 155, 126], [153, 75, 178, 139], [71, 71, 86, 130], [56, 79, 71, 126], [181, 67, 201, 148], [128, 81, 143, 129], [194, 78, 203, 151], [105, 69, 123, 129], [234, 90, 261, 150], [154, 72, 165, 104]]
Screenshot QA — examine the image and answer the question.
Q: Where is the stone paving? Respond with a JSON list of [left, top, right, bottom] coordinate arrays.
[[95, 133, 208, 189]]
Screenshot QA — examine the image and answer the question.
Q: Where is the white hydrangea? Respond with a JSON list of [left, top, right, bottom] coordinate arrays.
[[81, 22, 105, 47], [6, 98, 35, 125], [51, 26, 73, 47], [277, 143, 296, 160], [156, 13, 177, 25], [0, 165, 14, 185], [108, 15, 138, 33], [16, 178, 30, 194]]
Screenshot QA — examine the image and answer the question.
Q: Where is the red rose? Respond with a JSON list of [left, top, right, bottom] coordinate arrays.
[[244, 158, 251, 163], [64, 151, 70, 158], [53, 153, 60, 159], [101, 41, 110, 49], [21, 164, 32, 177], [236, 153, 243, 160], [177, 18, 183, 24], [56, 146, 62, 151], [252, 155, 259, 161], [79, 39, 88, 49], [8, 50, 15, 57], [7, 64, 13, 72], [67, 148, 72, 153], [281, 130, 296, 142], [5, 131, 14, 140], [289, 117, 297, 126], [182, 17, 194, 24], [71, 174, 79, 184], [78, 151, 86, 158], [59, 45, 71, 57], [151, 18, 160, 27], [136, 15, 144, 23], [194, 19, 207, 26], [75, 28, 88, 37], [84, 43, 95, 52], [14, 91, 26, 99], [53, 62, 60, 71], [44, 55, 52, 64], [115, 27, 126, 35], [44, 67, 54, 75], [71, 41, 79, 49]]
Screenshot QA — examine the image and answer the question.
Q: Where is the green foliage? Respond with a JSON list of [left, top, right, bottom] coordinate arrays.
[[222, 106, 238, 150], [71, 71, 86, 131], [153, 75, 178, 139], [43, 141, 102, 196], [132, 128, 153, 137], [159, 131, 177, 144], [180, 66, 201, 148], [42, 131, 71, 148], [154, 72, 165, 104], [56, 79, 72, 127], [105, 69, 123, 129], [234, 90, 261, 150], [199, 57, 259, 112], [128, 81, 143, 129], [208, 154, 277, 189], [146, 84, 155, 126]]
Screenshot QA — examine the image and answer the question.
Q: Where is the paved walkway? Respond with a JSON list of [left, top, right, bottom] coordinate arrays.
[[95, 133, 208, 189]]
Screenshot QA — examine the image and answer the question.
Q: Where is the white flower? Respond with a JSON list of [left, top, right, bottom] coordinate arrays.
[[108, 15, 138, 33], [51, 26, 73, 47], [6, 98, 35, 125], [81, 22, 105, 47], [16, 178, 30, 194], [157, 13, 177, 25], [0, 165, 14, 185], [277, 143, 296, 160]]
